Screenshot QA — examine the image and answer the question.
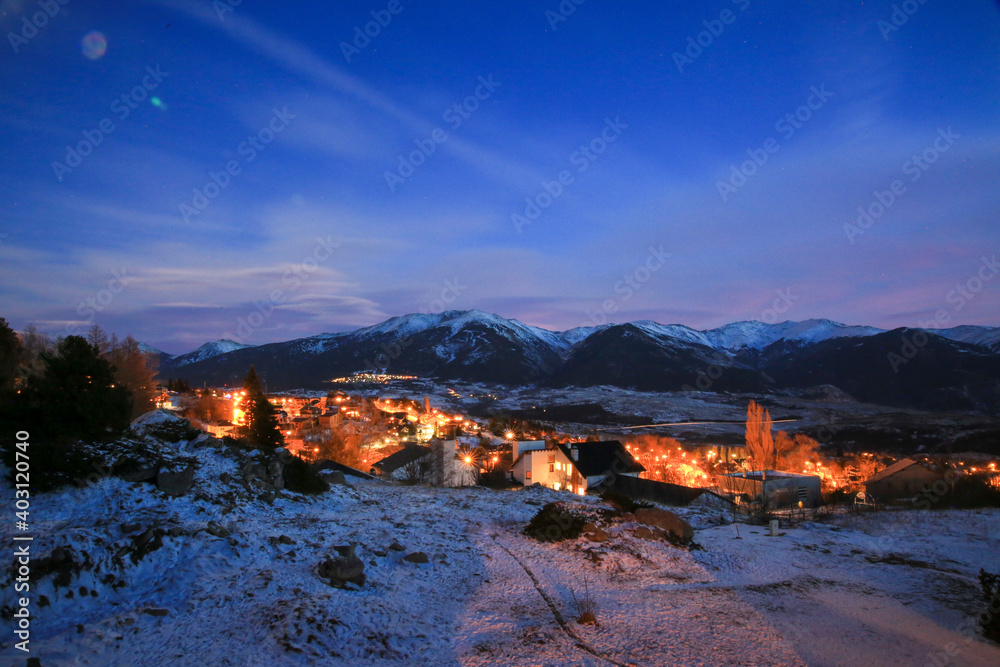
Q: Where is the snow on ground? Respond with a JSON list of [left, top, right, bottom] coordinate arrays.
[[2, 439, 999, 666]]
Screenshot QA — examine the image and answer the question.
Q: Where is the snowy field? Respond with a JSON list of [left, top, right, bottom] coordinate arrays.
[[3, 440, 999, 666]]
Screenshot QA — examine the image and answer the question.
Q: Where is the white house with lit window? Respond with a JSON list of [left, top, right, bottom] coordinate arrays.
[[371, 439, 478, 487], [511, 440, 644, 495]]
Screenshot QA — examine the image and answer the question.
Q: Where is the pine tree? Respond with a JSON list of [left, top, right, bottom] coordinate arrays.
[[18, 336, 133, 444], [239, 366, 284, 452], [6, 336, 133, 491], [0, 317, 22, 400]]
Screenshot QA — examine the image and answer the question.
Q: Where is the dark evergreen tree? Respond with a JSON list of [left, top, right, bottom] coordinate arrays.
[[17, 335, 132, 443], [239, 366, 284, 452], [6, 336, 133, 491], [0, 317, 22, 400], [0, 318, 23, 425]]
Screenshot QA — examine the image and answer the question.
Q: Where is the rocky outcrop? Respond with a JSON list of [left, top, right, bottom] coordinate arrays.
[[403, 552, 429, 564], [318, 544, 365, 588], [633, 508, 694, 544], [156, 466, 195, 497]]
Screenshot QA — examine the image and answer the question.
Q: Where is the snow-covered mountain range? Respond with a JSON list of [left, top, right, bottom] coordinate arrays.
[[168, 339, 253, 366], [156, 310, 1000, 414]]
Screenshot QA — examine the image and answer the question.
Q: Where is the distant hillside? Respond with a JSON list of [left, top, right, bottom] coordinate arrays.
[[158, 310, 1000, 415]]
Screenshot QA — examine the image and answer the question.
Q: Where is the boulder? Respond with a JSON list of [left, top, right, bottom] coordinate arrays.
[[633, 508, 694, 544], [206, 521, 230, 538], [389, 542, 406, 552], [318, 544, 365, 588], [321, 470, 348, 485], [403, 552, 430, 564], [632, 526, 655, 540], [120, 464, 159, 483], [193, 433, 222, 449], [581, 522, 609, 543], [219, 472, 232, 484], [156, 466, 195, 497]]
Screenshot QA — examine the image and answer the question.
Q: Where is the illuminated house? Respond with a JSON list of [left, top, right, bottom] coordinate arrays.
[[371, 443, 433, 480], [511, 440, 644, 495], [370, 440, 478, 487], [719, 470, 822, 507]]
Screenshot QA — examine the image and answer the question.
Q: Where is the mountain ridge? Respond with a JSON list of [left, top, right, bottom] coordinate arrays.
[[156, 310, 1000, 415]]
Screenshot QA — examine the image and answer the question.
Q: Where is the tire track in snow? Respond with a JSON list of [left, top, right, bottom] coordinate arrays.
[[494, 539, 647, 667]]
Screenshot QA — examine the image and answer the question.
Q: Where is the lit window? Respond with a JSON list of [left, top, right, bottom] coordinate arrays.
[[526, 471, 531, 480]]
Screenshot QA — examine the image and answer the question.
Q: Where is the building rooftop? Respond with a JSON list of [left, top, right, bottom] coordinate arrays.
[[554, 440, 645, 478]]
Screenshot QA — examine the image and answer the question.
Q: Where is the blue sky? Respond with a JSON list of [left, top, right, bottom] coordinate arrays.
[[1, 0, 998, 354]]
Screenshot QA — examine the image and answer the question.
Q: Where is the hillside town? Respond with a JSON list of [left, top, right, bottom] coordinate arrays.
[[153, 379, 1000, 512], [2, 322, 1000, 665]]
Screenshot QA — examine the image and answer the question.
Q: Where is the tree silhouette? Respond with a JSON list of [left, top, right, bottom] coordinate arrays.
[[17, 336, 133, 444], [0, 317, 22, 402], [5, 336, 133, 491], [238, 366, 284, 452], [745, 400, 775, 472], [107, 335, 159, 418]]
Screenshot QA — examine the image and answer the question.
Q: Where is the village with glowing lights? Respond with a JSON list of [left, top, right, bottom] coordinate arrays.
[[154, 375, 1000, 508], [6, 360, 1000, 665]]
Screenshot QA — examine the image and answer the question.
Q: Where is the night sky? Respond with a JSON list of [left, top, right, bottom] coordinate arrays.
[[1, 0, 998, 354]]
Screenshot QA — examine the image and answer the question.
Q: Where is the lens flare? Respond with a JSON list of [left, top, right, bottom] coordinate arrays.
[[81, 31, 107, 60]]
